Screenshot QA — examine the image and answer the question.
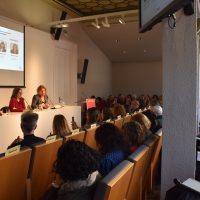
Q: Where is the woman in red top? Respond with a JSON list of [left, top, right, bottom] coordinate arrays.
[[9, 88, 26, 112]]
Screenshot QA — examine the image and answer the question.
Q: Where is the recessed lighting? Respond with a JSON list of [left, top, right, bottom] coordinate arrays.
[[123, 50, 127, 54], [138, 37, 142, 41], [143, 49, 147, 53]]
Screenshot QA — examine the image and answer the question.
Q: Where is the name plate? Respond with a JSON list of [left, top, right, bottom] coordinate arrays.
[[106, 119, 111, 123], [5, 145, 20, 157], [91, 123, 97, 129], [46, 135, 56, 143], [72, 129, 80, 134], [117, 115, 122, 119]]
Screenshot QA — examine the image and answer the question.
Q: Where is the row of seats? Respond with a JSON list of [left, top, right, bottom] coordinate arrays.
[[0, 114, 162, 200]]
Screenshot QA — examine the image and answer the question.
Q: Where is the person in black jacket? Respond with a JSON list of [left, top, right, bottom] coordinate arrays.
[[8, 111, 45, 148], [43, 140, 101, 200]]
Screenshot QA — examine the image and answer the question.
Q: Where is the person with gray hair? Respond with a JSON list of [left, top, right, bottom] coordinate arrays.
[[8, 111, 45, 149]]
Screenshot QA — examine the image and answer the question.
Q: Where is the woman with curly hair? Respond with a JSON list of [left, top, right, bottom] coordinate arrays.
[[43, 140, 100, 200], [95, 123, 127, 176], [122, 121, 144, 153]]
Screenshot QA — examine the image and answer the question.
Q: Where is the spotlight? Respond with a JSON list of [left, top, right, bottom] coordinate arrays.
[[102, 17, 110, 28], [119, 16, 126, 24], [55, 24, 62, 28], [91, 18, 100, 29], [61, 23, 69, 28]]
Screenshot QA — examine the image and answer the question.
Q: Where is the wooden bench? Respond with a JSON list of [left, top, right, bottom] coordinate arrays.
[[64, 130, 86, 142], [84, 127, 98, 150]]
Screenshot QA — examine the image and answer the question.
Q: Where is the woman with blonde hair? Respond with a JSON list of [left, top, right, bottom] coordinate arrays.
[[52, 115, 71, 138], [131, 113, 152, 139]]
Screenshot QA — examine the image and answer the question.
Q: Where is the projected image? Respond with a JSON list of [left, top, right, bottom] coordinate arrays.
[[10, 43, 19, 55], [0, 41, 6, 52]]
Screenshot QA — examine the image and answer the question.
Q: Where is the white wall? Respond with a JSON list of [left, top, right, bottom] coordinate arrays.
[[161, 9, 198, 199], [112, 61, 162, 95], [67, 23, 112, 101]]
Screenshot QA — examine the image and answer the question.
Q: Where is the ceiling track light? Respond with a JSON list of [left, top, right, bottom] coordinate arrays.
[[54, 23, 69, 28], [119, 15, 126, 25], [102, 17, 110, 28], [91, 18, 100, 29]]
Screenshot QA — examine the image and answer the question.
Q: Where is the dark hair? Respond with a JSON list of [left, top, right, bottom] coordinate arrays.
[[152, 95, 159, 101], [122, 121, 144, 148], [102, 107, 113, 121], [54, 140, 99, 181], [138, 95, 150, 109], [53, 115, 71, 137], [87, 107, 101, 124], [95, 123, 125, 154], [143, 110, 158, 133], [112, 104, 126, 118], [21, 111, 38, 132], [11, 87, 22, 99]]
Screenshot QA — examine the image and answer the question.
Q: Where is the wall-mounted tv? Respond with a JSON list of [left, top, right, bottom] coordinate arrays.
[[139, 0, 193, 33]]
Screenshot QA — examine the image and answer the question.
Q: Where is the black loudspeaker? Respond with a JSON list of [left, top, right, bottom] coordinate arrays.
[[50, 11, 67, 40], [81, 59, 89, 84], [183, 1, 194, 16]]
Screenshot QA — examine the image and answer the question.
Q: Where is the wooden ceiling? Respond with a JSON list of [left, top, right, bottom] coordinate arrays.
[[46, 0, 138, 16]]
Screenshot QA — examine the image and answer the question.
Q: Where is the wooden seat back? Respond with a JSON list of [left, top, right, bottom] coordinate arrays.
[[126, 145, 150, 200], [65, 131, 86, 142], [29, 139, 63, 200], [0, 148, 32, 200], [84, 127, 98, 150], [94, 160, 134, 200]]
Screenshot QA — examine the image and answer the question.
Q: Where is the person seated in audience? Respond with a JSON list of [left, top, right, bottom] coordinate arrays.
[[96, 97, 105, 112], [150, 98, 163, 117], [131, 113, 152, 139], [8, 111, 45, 148], [9, 87, 26, 112], [48, 115, 71, 139], [129, 98, 140, 114], [31, 85, 49, 109], [143, 110, 162, 133], [43, 140, 100, 200], [138, 95, 150, 110], [117, 94, 125, 105], [84, 107, 102, 129], [122, 121, 144, 153], [124, 95, 132, 113], [102, 107, 114, 121], [95, 123, 127, 176], [112, 103, 126, 119]]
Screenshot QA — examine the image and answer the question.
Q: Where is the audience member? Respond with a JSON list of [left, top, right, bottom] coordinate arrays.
[[43, 140, 100, 200], [143, 110, 162, 133], [84, 107, 102, 129], [131, 113, 152, 139], [95, 123, 127, 176], [9, 87, 26, 112], [150, 98, 163, 117], [48, 115, 71, 139], [102, 107, 113, 121], [8, 111, 45, 148], [112, 104, 126, 119], [129, 98, 140, 114], [122, 121, 144, 153]]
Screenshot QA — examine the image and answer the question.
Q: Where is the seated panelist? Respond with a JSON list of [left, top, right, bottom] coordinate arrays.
[[31, 85, 49, 109], [9, 87, 26, 112]]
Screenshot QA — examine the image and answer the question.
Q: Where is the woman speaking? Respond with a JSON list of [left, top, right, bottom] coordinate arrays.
[[31, 85, 49, 109], [9, 88, 26, 112]]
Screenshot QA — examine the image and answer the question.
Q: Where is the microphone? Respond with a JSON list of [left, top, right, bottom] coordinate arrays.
[[24, 98, 33, 110]]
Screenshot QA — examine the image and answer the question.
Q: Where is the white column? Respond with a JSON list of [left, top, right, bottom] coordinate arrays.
[[161, 7, 198, 199]]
